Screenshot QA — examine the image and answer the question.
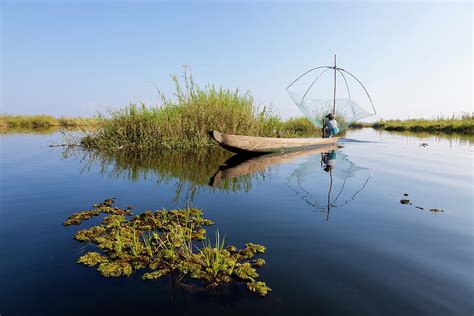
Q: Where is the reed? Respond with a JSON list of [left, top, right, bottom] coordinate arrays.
[[81, 71, 320, 150], [198, 230, 233, 276]]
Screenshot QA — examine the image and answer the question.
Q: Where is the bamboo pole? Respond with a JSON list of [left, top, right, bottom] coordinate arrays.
[[333, 54, 337, 114]]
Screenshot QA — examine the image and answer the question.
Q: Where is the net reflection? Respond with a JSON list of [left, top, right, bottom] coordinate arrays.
[[285, 150, 372, 220]]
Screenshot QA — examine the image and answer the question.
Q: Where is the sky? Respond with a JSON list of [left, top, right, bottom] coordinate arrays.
[[1, 1, 472, 121]]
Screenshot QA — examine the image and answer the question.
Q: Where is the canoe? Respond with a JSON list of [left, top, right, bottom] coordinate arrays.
[[209, 143, 339, 187], [208, 130, 339, 154]]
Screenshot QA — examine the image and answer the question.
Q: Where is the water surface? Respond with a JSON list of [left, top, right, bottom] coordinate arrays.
[[1, 129, 472, 315]]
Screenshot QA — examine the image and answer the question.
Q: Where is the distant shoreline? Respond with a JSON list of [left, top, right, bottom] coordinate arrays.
[[2, 114, 472, 136], [350, 115, 473, 135], [0, 114, 100, 130]]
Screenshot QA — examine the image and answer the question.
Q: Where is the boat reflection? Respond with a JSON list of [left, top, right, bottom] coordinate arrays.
[[209, 144, 339, 187]]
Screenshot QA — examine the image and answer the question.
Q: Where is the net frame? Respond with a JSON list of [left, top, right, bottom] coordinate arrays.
[[286, 60, 377, 130]]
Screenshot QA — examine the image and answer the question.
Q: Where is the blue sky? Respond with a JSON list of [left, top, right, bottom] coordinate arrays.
[[1, 1, 472, 120]]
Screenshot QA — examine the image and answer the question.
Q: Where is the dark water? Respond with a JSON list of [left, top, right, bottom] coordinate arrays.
[[1, 129, 472, 316]]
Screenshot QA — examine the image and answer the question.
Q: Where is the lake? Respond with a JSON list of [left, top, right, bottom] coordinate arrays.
[[1, 128, 472, 315]]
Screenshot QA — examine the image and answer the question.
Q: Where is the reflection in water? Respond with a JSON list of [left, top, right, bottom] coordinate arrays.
[[62, 147, 260, 203], [285, 150, 372, 220], [209, 144, 339, 187], [62, 143, 371, 211], [374, 129, 474, 144], [0, 126, 96, 135], [209, 144, 372, 220]]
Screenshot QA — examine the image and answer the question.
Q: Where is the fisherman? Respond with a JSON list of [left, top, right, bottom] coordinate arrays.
[[324, 113, 339, 138]]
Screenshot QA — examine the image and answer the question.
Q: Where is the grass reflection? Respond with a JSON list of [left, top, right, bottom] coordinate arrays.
[[63, 147, 263, 202]]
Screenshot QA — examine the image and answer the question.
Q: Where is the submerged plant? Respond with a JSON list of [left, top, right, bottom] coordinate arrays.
[[64, 199, 270, 296]]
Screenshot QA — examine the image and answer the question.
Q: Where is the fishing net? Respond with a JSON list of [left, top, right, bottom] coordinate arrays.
[[286, 66, 376, 130]]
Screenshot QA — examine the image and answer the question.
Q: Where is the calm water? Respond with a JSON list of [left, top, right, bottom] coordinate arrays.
[[1, 129, 472, 316]]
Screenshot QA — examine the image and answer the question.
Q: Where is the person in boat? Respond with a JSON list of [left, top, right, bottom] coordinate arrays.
[[324, 113, 339, 138]]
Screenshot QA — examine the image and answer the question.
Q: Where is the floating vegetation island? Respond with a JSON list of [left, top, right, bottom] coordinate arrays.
[[64, 199, 271, 296]]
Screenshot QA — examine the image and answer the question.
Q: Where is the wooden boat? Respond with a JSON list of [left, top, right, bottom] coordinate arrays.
[[208, 130, 339, 154], [209, 143, 338, 187]]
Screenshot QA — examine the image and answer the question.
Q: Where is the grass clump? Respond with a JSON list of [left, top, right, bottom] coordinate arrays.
[[372, 113, 473, 134], [81, 70, 320, 150], [65, 198, 270, 296], [280, 117, 321, 137]]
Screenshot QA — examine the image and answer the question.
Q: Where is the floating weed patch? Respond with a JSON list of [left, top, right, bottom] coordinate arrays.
[[63, 198, 132, 226], [399, 194, 445, 214], [64, 199, 270, 296], [77, 252, 108, 267], [247, 281, 272, 296]]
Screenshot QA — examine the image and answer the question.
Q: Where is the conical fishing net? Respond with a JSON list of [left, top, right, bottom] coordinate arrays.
[[286, 66, 376, 130]]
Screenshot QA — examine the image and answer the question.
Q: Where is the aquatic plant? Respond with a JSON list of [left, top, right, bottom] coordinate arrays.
[[233, 262, 259, 281], [77, 252, 108, 267], [98, 261, 133, 277], [79, 69, 321, 150], [64, 198, 132, 226], [196, 230, 238, 285], [252, 258, 266, 267], [399, 194, 446, 214], [64, 199, 270, 296], [247, 281, 272, 296]]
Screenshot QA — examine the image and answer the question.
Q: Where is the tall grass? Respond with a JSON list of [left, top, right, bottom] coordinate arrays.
[[81, 71, 320, 150], [372, 113, 473, 134], [280, 117, 321, 137]]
